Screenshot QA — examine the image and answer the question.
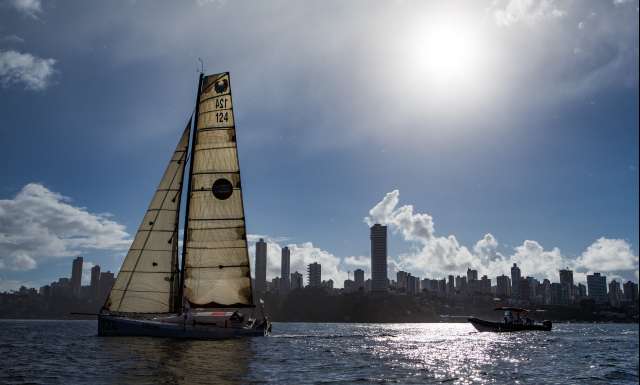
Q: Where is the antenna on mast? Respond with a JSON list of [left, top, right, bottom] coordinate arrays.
[[197, 58, 204, 74]]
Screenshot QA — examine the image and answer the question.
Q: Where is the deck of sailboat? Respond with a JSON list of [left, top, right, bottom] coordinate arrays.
[[98, 314, 267, 339]]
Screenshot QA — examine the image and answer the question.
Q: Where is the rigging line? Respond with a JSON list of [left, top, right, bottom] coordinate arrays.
[[113, 124, 190, 312]]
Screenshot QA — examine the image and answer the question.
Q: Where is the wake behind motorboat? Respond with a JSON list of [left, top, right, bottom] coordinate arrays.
[[468, 307, 552, 332]]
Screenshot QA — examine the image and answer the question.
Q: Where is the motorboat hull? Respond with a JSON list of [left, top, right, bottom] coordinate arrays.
[[98, 314, 270, 339], [468, 317, 552, 332]]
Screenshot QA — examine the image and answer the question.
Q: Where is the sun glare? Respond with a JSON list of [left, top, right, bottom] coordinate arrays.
[[412, 21, 483, 88]]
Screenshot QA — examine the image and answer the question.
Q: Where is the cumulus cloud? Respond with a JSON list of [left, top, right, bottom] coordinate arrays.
[[364, 190, 435, 243], [9, 0, 42, 18], [0, 254, 36, 271], [491, 0, 567, 27], [0, 183, 131, 271], [249, 190, 638, 287], [0, 50, 56, 90], [366, 190, 639, 283], [248, 236, 348, 287], [576, 237, 639, 272]]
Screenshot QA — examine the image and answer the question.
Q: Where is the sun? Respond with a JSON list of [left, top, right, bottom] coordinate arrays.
[[410, 21, 483, 88]]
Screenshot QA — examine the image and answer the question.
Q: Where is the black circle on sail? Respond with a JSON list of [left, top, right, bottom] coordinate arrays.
[[212, 178, 233, 200], [214, 79, 228, 94]]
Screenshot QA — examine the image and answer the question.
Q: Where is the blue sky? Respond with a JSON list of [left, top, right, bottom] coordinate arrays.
[[0, 0, 638, 290]]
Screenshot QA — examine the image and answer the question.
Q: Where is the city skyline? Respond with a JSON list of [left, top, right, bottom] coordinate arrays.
[[1, 1, 638, 292]]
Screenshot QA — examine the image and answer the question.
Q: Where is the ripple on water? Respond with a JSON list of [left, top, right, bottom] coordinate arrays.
[[0, 321, 637, 385]]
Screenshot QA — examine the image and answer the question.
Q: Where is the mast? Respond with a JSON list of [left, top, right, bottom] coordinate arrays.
[[179, 73, 204, 310]]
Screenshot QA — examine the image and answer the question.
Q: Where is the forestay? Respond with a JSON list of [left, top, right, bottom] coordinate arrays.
[[105, 123, 190, 313], [183, 72, 254, 308]]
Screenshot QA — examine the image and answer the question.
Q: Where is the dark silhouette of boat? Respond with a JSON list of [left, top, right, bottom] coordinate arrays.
[[469, 307, 552, 332]]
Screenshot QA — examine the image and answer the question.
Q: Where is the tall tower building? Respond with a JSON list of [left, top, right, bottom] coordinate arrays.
[[70, 256, 83, 297], [90, 265, 101, 300], [255, 238, 267, 298], [559, 268, 574, 304], [587, 272, 607, 304], [510, 263, 521, 299], [307, 262, 321, 288], [370, 224, 388, 292], [496, 275, 512, 297], [354, 269, 365, 290], [291, 271, 303, 289], [467, 268, 478, 282], [281, 246, 291, 292]]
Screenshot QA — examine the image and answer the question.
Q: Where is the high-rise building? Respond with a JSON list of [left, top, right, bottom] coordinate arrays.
[[269, 277, 281, 294], [527, 277, 539, 302], [90, 265, 101, 300], [519, 278, 531, 302], [623, 281, 639, 303], [608, 280, 622, 307], [370, 224, 388, 292], [307, 262, 321, 288], [407, 274, 420, 295], [541, 279, 552, 305], [559, 269, 574, 304], [280, 246, 290, 292], [550, 282, 562, 304], [99, 271, 115, 301], [322, 279, 334, 289], [587, 273, 607, 304], [576, 283, 587, 299], [510, 263, 521, 299], [71, 256, 83, 298], [455, 276, 467, 292], [354, 269, 365, 290], [496, 275, 511, 297], [291, 271, 303, 289], [467, 268, 478, 282], [255, 238, 267, 297], [447, 275, 455, 294], [479, 275, 491, 294], [397, 271, 409, 292]]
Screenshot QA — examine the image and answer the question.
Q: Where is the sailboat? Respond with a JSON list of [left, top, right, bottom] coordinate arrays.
[[98, 72, 271, 339]]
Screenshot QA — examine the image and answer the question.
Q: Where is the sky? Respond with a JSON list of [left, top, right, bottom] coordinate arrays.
[[0, 0, 638, 291]]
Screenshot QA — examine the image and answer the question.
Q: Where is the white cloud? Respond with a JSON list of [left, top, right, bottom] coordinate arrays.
[[9, 0, 42, 18], [248, 235, 349, 287], [0, 35, 25, 44], [576, 237, 639, 272], [0, 254, 36, 271], [0, 183, 131, 271], [491, 0, 567, 27], [195, 0, 226, 7], [249, 191, 638, 287], [364, 190, 435, 243], [81, 261, 96, 285], [0, 50, 56, 90], [366, 190, 639, 283]]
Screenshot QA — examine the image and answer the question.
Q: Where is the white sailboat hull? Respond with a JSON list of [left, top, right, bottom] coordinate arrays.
[[98, 314, 270, 339]]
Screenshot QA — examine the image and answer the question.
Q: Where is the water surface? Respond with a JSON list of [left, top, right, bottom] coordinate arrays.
[[0, 321, 637, 384]]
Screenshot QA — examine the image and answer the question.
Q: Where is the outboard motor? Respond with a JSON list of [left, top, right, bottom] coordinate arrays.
[[542, 320, 552, 330]]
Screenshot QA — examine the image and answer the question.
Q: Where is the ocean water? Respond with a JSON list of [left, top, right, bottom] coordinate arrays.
[[0, 321, 637, 385]]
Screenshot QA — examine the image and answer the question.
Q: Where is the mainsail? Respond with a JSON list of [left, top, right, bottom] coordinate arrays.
[[182, 72, 254, 308], [105, 123, 190, 313]]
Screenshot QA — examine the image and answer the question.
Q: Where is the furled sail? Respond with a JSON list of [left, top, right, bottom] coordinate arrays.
[[105, 123, 190, 313], [183, 72, 254, 308]]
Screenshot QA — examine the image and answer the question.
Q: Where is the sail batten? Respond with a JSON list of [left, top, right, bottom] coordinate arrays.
[[183, 72, 254, 308], [104, 122, 190, 314]]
